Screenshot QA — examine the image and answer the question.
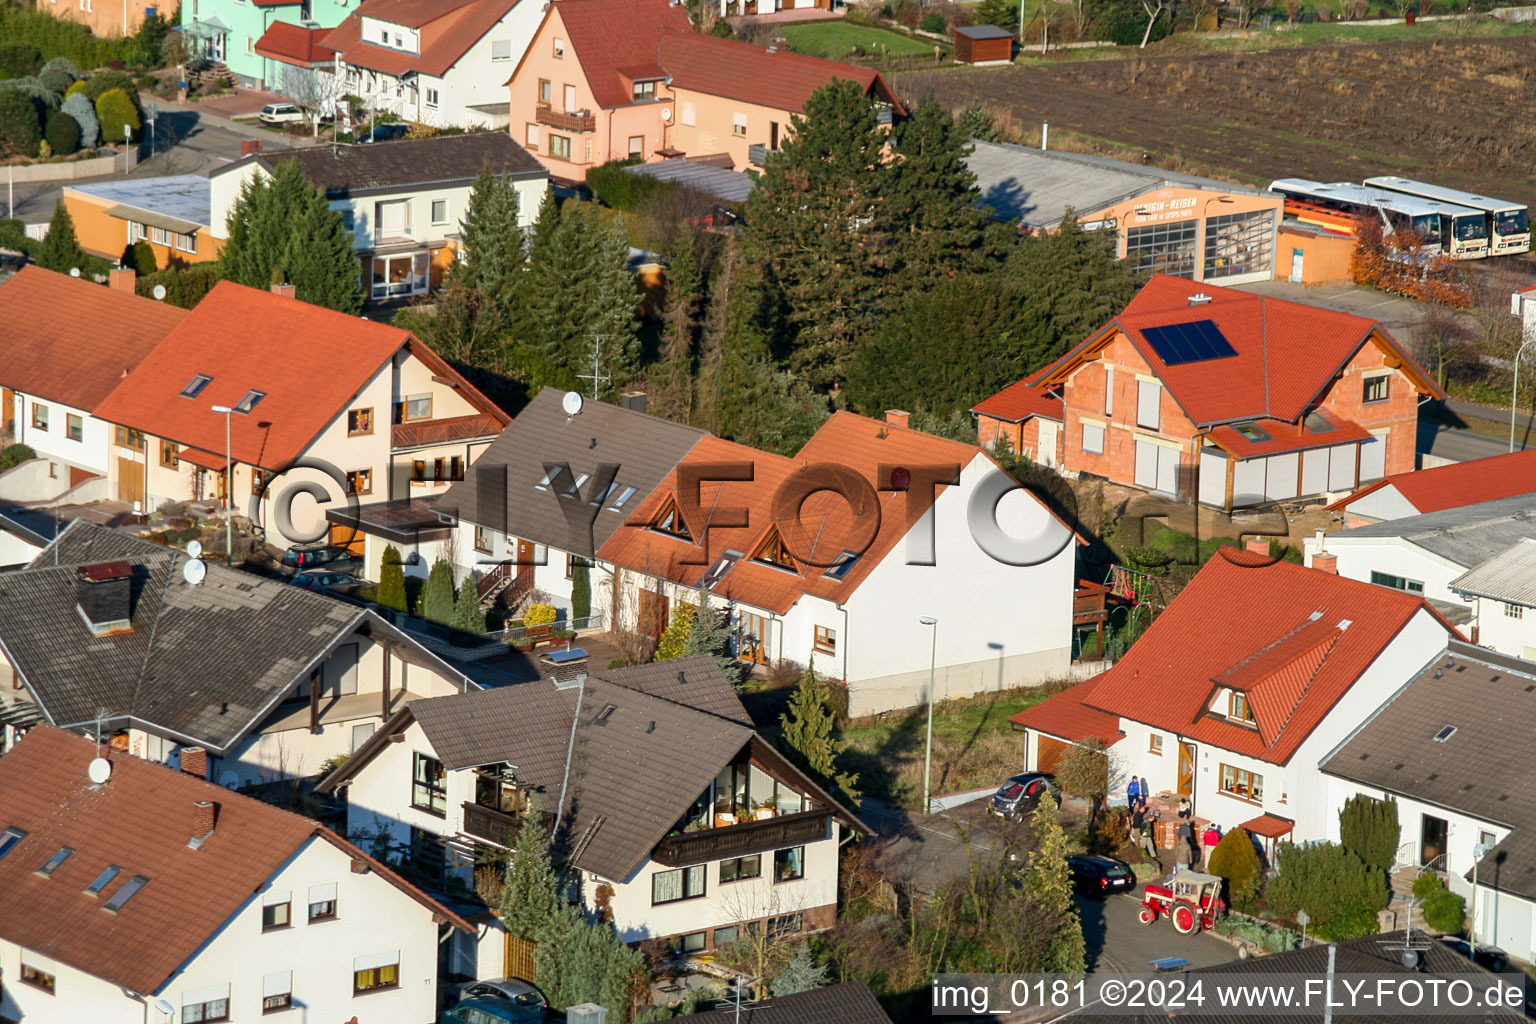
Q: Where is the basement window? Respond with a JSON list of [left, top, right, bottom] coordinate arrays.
[[36, 846, 73, 877], [1434, 725, 1457, 742]]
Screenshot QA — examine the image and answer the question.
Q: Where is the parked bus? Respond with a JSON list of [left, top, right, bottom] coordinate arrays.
[[1364, 176, 1530, 257], [1268, 179, 1487, 260]]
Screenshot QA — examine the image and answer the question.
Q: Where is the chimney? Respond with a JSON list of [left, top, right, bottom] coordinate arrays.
[[1312, 552, 1338, 574], [1245, 537, 1269, 555], [190, 800, 217, 847], [1188, 293, 1212, 306], [885, 409, 910, 429], [180, 746, 208, 779], [109, 267, 136, 293], [619, 391, 647, 414], [271, 282, 297, 300], [75, 561, 134, 635], [241, 139, 264, 157]]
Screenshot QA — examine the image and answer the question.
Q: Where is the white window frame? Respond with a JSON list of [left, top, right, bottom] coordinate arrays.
[[430, 199, 449, 225], [1081, 420, 1105, 455], [425, 87, 439, 108], [490, 38, 512, 60]]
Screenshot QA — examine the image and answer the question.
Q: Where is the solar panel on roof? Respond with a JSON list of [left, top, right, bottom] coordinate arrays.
[[1141, 320, 1238, 366]]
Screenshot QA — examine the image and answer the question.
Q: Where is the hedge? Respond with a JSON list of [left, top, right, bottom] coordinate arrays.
[[0, 89, 43, 157], [135, 263, 221, 309]]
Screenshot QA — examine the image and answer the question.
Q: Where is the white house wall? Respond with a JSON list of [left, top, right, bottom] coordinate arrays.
[[339, 174, 544, 251], [1463, 596, 1536, 659], [1305, 536, 1472, 610], [8, 391, 110, 476], [839, 454, 1074, 715], [1341, 484, 1419, 525]]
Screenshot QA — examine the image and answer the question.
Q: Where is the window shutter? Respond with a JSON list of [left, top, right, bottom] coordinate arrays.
[[1136, 380, 1161, 430], [183, 984, 230, 1006], [309, 882, 338, 903], [354, 951, 400, 972], [1358, 433, 1387, 482], [262, 889, 292, 907], [1082, 423, 1104, 454], [263, 971, 292, 997], [1105, 366, 1114, 415]]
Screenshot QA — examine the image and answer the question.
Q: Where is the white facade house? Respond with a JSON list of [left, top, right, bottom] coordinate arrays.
[[1014, 553, 1457, 852], [0, 727, 470, 1024], [209, 133, 548, 303], [1449, 538, 1536, 660], [320, 658, 863, 961], [1328, 447, 1536, 527], [1320, 643, 1536, 961], [323, 0, 543, 129]]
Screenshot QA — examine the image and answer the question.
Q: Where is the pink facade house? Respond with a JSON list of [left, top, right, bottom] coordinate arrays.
[[506, 0, 902, 182]]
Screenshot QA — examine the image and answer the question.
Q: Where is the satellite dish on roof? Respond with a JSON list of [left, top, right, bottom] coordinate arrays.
[[562, 390, 584, 418], [183, 558, 207, 587], [187, 539, 203, 559], [88, 757, 112, 784], [152, 283, 168, 301], [69, 267, 81, 278]]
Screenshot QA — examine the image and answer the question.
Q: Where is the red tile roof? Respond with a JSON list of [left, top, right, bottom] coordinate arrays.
[[544, 0, 692, 110], [1011, 673, 1124, 747], [254, 21, 337, 66], [1240, 812, 1295, 838], [93, 283, 505, 471], [970, 377, 1064, 423], [595, 412, 990, 615], [0, 266, 188, 411], [0, 727, 469, 996], [1205, 414, 1371, 459], [1002, 274, 1445, 429], [323, 0, 520, 78], [1014, 551, 1453, 765], [657, 28, 904, 115], [1327, 447, 1536, 516]]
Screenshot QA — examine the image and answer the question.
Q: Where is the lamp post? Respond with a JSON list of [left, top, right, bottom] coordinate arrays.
[[919, 616, 938, 815], [211, 404, 233, 566], [1509, 334, 1536, 453], [1471, 841, 1487, 958]]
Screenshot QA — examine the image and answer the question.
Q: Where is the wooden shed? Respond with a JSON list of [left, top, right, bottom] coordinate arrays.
[[953, 24, 1014, 65]]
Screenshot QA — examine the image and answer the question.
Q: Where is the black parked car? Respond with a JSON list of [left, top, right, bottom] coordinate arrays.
[[1067, 854, 1136, 898], [1439, 937, 1509, 973], [278, 544, 359, 575], [988, 772, 1060, 821]]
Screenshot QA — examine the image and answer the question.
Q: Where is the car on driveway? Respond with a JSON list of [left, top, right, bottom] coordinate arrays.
[[358, 122, 410, 143], [988, 772, 1060, 821], [1068, 853, 1136, 897], [439, 996, 544, 1024], [290, 570, 363, 596], [278, 544, 359, 575], [259, 102, 305, 125], [1439, 937, 1509, 973]]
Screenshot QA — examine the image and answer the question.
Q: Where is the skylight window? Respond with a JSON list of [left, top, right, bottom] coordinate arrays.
[[234, 390, 265, 415], [181, 374, 213, 399], [84, 865, 122, 896], [563, 472, 591, 497], [534, 466, 561, 491], [700, 549, 742, 589], [824, 551, 860, 580], [608, 485, 638, 511], [596, 704, 617, 723], [37, 846, 73, 877], [1433, 725, 1457, 742], [1234, 422, 1271, 443], [591, 480, 620, 507], [0, 827, 26, 861], [103, 874, 148, 912]]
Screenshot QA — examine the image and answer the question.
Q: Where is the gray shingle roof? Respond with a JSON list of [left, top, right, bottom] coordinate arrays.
[[224, 132, 547, 197], [405, 656, 754, 880], [1450, 537, 1536, 608], [0, 521, 458, 755], [1321, 641, 1536, 900], [435, 388, 709, 557], [622, 159, 756, 204], [966, 140, 1267, 229], [672, 982, 892, 1024], [1329, 492, 1536, 570]]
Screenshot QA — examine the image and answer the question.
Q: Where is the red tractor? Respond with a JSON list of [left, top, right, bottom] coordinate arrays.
[[1137, 869, 1225, 934]]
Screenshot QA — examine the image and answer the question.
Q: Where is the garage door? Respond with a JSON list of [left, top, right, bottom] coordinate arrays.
[[329, 523, 365, 556], [1035, 735, 1070, 775]]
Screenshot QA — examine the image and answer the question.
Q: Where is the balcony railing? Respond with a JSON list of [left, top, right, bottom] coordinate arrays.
[[535, 102, 596, 133], [652, 809, 830, 867], [461, 801, 523, 846]]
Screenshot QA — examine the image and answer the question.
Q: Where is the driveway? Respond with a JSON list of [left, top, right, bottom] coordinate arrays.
[[1077, 890, 1236, 975]]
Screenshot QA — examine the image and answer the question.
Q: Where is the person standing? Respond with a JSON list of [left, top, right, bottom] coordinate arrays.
[[1127, 775, 1142, 812], [1203, 824, 1221, 869]]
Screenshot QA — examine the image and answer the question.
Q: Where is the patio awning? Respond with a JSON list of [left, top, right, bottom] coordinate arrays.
[[183, 16, 229, 37], [104, 204, 204, 235], [1240, 813, 1295, 839], [178, 447, 229, 471]]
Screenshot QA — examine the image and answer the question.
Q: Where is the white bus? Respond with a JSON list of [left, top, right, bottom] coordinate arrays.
[[1364, 176, 1530, 257], [1269, 179, 1487, 260]]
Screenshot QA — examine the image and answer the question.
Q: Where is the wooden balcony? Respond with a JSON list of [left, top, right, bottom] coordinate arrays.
[[461, 801, 523, 846], [535, 102, 596, 133], [652, 809, 830, 867]]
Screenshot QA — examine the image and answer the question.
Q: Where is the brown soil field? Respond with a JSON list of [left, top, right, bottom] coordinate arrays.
[[899, 36, 1536, 209]]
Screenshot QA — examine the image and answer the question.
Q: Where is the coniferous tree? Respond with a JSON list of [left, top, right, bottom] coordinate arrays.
[[36, 202, 87, 274], [420, 557, 456, 626], [741, 78, 888, 390], [685, 596, 739, 681], [570, 558, 591, 620], [499, 796, 558, 941], [1007, 213, 1141, 366], [882, 101, 992, 287], [779, 670, 860, 805], [219, 160, 363, 313], [450, 161, 526, 322], [653, 602, 695, 662], [648, 227, 700, 424], [1338, 794, 1399, 873], [452, 577, 485, 636], [956, 101, 999, 143], [513, 196, 638, 394], [532, 902, 646, 1018], [376, 545, 407, 613], [770, 942, 829, 997], [1024, 793, 1087, 972]]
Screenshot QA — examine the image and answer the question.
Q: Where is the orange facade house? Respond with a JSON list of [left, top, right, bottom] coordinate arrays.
[[62, 175, 222, 269], [972, 275, 1445, 511], [506, 0, 902, 182], [38, 0, 159, 38]]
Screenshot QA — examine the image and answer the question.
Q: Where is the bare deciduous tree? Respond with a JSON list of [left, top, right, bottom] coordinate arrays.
[[281, 64, 347, 139], [1139, 0, 1169, 47]]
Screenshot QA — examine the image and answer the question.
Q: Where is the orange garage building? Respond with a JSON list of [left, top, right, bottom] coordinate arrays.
[[62, 175, 222, 269]]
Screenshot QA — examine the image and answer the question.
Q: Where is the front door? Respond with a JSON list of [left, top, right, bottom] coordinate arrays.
[[736, 610, 768, 665], [1, 388, 12, 433], [1422, 813, 1449, 866], [1177, 742, 1196, 797], [116, 457, 144, 505], [638, 588, 669, 639], [1037, 420, 1059, 467], [1290, 247, 1304, 283]]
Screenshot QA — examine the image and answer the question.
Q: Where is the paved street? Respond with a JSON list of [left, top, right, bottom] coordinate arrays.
[[1077, 890, 1236, 975], [3, 103, 297, 224]]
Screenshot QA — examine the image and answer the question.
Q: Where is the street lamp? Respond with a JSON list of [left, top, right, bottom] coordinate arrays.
[[919, 616, 938, 815], [211, 404, 233, 566]]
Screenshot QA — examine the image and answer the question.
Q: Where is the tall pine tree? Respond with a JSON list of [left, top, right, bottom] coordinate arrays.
[[420, 557, 456, 625], [741, 78, 888, 390], [1007, 212, 1141, 369], [499, 796, 558, 940], [647, 226, 700, 424], [219, 159, 363, 314], [779, 670, 859, 805], [36, 201, 88, 275], [512, 195, 638, 395], [1024, 793, 1087, 972], [451, 160, 526, 321], [881, 101, 993, 287]]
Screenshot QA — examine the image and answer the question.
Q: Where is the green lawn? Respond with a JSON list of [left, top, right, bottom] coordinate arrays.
[[778, 21, 939, 59]]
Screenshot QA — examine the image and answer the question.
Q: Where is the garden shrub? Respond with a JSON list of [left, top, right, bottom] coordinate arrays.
[[94, 88, 139, 143], [39, 57, 80, 79], [1266, 841, 1388, 941], [586, 157, 675, 212], [0, 218, 33, 256], [135, 263, 219, 308], [64, 79, 88, 97], [0, 90, 43, 156], [1261, 928, 1299, 953], [1422, 886, 1466, 933], [123, 238, 157, 274], [1412, 872, 1444, 901], [44, 109, 78, 154], [0, 43, 42, 79], [0, 443, 37, 470], [1208, 829, 1262, 899], [920, 11, 947, 31], [524, 603, 557, 627], [1339, 794, 1398, 873], [61, 91, 97, 147]]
